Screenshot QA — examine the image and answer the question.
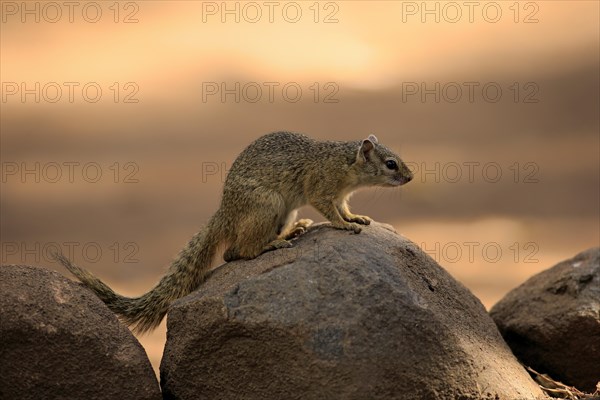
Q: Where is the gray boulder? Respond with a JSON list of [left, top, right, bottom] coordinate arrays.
[[491, 247, 600, 392], [161, 222, 545, 400], [0, 265, 161, 400]]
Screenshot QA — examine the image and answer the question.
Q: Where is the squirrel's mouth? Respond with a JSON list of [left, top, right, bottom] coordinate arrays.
[[388, 174, 413, 186]]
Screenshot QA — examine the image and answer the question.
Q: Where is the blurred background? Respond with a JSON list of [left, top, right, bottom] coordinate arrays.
[[1, 0, 598, 374]]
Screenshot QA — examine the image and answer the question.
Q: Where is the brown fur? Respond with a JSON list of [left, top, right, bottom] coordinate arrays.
[[55, 131, 413, 333]]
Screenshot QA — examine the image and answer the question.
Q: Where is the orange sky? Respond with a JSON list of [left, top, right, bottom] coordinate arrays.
[[2, 1, 598, 98]]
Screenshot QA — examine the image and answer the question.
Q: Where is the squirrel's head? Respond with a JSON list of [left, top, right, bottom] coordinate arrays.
[[351, 134, 413, 187]]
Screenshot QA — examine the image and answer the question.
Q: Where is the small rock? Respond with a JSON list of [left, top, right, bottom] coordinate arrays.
[[161, 222, 544, 400], [490, 247, 600, 392], [0, 265, 161, 400]]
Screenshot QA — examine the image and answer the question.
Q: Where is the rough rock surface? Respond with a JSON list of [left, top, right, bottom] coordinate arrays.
[[161, 222, 544, 400], [491, 247, 600, 392], [0, 265, 161, 400]]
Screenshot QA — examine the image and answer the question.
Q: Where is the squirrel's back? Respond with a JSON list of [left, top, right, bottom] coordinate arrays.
[[226, 131, 358, 188]]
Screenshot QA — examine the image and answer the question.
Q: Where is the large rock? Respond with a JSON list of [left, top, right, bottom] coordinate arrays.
[[161, 222, 545, 400], [490, 247, 600, 392], [0, 265, 161, 400]]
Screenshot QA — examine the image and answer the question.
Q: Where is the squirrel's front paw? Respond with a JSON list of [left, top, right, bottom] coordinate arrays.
[[345, 214, 372, 225], [332, 222, 362, 234]]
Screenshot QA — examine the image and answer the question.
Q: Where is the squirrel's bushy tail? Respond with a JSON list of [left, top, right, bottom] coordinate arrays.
[[54, 215, 223, 334]]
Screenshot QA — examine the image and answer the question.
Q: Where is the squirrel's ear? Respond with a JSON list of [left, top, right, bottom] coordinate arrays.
[[356, 139, 375, 163], [367, 134, 378, 144]]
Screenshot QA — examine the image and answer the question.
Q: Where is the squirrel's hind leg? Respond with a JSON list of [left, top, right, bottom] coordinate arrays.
[[225, 189, 289, 260], [281, 218, 314, 240], [259, 212, 313, 255]]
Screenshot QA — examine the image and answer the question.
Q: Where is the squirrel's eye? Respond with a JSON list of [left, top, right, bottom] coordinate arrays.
[[385, 160, 398, 170]]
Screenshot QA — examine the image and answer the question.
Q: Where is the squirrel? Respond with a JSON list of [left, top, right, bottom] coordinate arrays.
[[54, 131, 413, 333]]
